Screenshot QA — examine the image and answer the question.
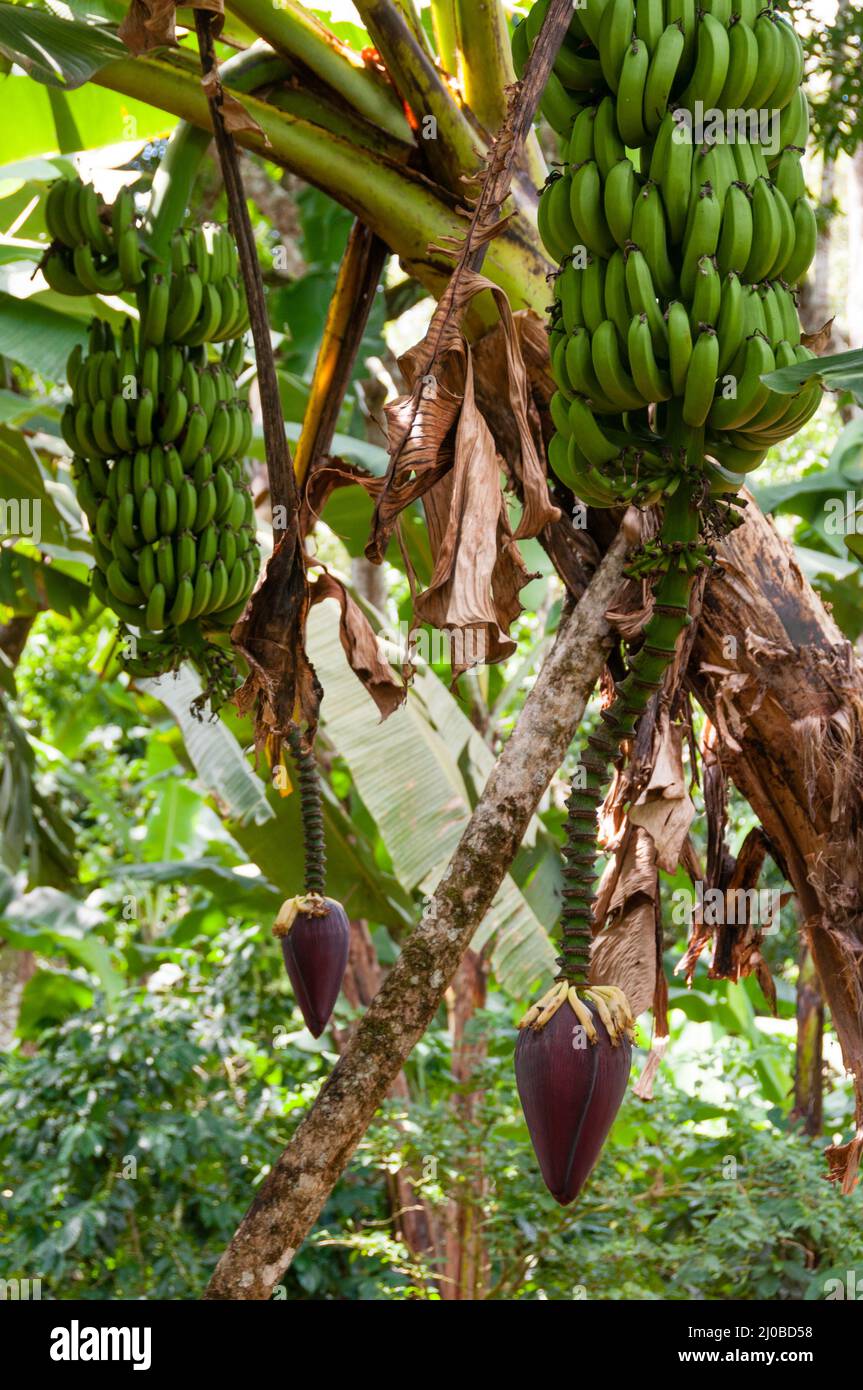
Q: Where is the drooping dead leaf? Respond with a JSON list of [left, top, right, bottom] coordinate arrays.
[[300, 455, 384, 539], [309, 570, 405, 719], [802, 318, 834, 355], [413, 353, 532, 678], [825, 1126, 863, 1193], [591, 825, 659, 1018], [628, 715, 696, 873], [676, 823, 780, 1012], [232, 530, 321, 757], [367, 270, 559, 566], [119, 0, 223, 54], [201, 67, 266, 138]]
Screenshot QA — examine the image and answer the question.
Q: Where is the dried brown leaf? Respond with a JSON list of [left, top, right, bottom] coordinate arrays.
[[802, 318, 834, 354], [628, 716, 695, 873], [309, 571, 405, 720], [825, 1127, 863, 1193], [119, 0, 223, 54], [591, 825, 659, 1017], [201, 67, 265, 136], [232, 532, 321, 756], [367, 270, 558, 563], [413, 354, 524, 677]]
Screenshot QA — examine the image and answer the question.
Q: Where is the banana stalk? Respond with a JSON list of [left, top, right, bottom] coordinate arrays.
[[352, 0, 484, 190], [223, 0, 413, 142], [92, 55, 551, 313]]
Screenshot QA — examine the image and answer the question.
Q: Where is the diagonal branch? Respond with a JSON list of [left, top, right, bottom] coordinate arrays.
[[203, 526, 631, 1299]]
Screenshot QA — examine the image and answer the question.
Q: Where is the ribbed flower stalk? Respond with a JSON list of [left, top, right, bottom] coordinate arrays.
[[555, 480, 701, 985], [286, 725, 326, 896]]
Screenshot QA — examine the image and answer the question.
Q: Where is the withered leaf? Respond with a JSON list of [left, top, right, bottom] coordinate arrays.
[[825, 1127, 863, 1194], [591, 825, 659, 1018], [201, 65, 266, 139], [232, 530, 321, 755], [119, 0, 223, 54], [309, 570, 405, 720], [367, 269, 558, 564], [628, 716, 695, 873], [413, 353, 527, 678], [802, 317, 834, 355]]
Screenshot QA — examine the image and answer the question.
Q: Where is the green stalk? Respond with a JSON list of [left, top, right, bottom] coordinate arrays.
[[145, 44, 296, 254], [144, 121, 211, 257], [93, 56, 550, 312], [453, 0, 547, 190], [430, 0, 458, 74], [352, 0, 484, 190], [557, 481, 702, 985], [454, 0, 514, 132], [224, 0, 413, 143], [390, 0, 435, 57]]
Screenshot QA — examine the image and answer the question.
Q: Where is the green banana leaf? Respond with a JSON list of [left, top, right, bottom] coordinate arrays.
[[0, 4, 126, 89], [306, 600, 557, 993]]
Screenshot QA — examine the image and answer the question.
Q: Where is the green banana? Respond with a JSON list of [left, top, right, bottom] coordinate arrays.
[[604, 158, 640, 250], [680, 183, 721, 299], [616, 38, 649, 149], [633, 181, 678, 298], [716, 271, 745, 374], [643, 24, 685, 135], [592, 319, 648, 410], [716, 18, 759, 111], [689, 254, 721, 330], [666, 300, 693, 397], [781, 197, 817, 286], [593, 94, 625, 178], [716, 181, 753, 277], [747, 12, 783, 109], [678, 14, 730, 111], [625, 246, 668, 354], [682, 327, 719, 426], [708, 333, 775, 429], [743, 177, 781, 283], [570, 160, 616, 258], [598, 0, 633, 94], [628, 313, 672, 401]]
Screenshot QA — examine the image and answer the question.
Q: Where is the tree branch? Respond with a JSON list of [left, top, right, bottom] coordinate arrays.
[[203, 525, 631, 1298]]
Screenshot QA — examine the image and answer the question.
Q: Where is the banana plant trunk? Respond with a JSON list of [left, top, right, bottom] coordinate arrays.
[[686, 495, 863, 1147]]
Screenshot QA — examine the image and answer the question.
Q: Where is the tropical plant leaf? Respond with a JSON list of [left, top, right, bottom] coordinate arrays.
[[307, 599, 556, 992], [139, 665, 275, 828], [763, 346, 863, 402], [0, 4, 126, 89], [0, 886, 123, 999], [0, 289, 87, 380]]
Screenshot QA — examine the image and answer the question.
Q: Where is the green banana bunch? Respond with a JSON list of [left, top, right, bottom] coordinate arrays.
[[45, 172, 258, 701], [43, 175, 145, 294], [522, 0, 820, 511]]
